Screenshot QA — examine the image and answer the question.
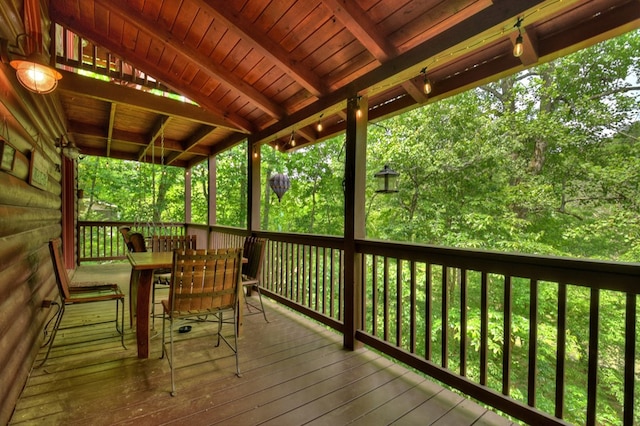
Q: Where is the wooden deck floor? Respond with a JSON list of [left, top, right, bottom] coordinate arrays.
[[10, 263, 517, 425]]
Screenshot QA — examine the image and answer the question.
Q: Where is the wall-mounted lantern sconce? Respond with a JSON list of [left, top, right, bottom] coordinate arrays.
[[57, 136, 80, 160], [374, 164, 399, 193], [10, 48, 62, 94], [1, 0, 62, 94], [62, 143, 80, 160]]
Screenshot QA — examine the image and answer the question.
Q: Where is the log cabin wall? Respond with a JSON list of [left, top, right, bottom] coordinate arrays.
[[0, 1, 69, 422]]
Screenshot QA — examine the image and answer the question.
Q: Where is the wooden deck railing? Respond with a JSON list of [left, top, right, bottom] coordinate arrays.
[[75, 223, 639, 425], [77, 221, 186, 262]]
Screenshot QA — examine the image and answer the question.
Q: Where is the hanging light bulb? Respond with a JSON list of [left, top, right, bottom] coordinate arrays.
[[316, 114, 324, 132], [356, 98, 362, 119], [513, 17, 524, 58], [290, 131, 296, 147], [420, 67, 432, 95], [513, 35, 524, 57]]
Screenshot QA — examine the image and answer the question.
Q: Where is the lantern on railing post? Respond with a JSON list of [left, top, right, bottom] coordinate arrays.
[[374, 164, 399, 193], [269, 173, 290, 202]]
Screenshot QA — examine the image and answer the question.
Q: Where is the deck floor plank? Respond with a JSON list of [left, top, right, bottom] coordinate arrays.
[[10, 263, 516, 426]]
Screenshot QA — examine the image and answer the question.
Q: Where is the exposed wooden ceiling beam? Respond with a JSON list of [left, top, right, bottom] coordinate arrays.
[[94, 0, 285, 120], [56, 70, 238, 130], [67, 119, 212, 156], [166, 125, 216, 165], [193, 0, 326, 97], [138, 116, 171, 162], [50, 13, 254, 133], [254, 0, 549, 144], [321, 0, 396, 62]]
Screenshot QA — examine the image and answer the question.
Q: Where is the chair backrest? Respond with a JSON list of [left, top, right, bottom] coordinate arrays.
[[167, 248, 243, 315], [119, 226, 132, 251], [128, 232, 148, 253], [49, 238, 72, 301], [151, 235, 197, 252], [243, 237, 266, 279]]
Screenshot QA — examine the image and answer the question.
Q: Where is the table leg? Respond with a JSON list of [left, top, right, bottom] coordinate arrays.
[[136, 269, 153, 358], [129, 269, 140, 328]]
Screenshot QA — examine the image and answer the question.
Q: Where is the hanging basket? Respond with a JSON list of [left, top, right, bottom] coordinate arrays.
[[269, 173, 290, 202]]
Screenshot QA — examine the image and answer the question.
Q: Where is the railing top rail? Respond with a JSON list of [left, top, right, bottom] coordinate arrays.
[[256, 231, 343, 249], [358, 239, 640, 292]]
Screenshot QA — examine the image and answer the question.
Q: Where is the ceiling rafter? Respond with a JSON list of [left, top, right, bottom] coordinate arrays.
[[138, 115, 171, 162], [45, 0, 640, 168], [50, 11, 255, 133], [166, 124, 216, 165], [321, 0, 397, 62], [56, 70, 237, 129], [253, 0, 550, 144], [193, 0, 326, 98], [95, 0, 286, 120]]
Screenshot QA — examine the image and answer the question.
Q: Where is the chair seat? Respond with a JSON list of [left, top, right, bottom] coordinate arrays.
[[67, 284, 124, 303]]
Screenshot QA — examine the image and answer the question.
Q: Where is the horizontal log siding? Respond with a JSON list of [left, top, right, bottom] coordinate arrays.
[[0, 149, 63, 423], [0, 2, 68, 419]]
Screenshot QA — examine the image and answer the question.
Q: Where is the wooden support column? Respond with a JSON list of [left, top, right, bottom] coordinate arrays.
[[343, 95, 367, 350], [248, 136, 261, 232], [208, 155, 216, 226], [61, 155, 75, 268], [184, 167, 192, 223]]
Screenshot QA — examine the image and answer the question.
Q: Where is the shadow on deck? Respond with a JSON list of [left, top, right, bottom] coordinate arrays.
[[10, 263, 517, 425]]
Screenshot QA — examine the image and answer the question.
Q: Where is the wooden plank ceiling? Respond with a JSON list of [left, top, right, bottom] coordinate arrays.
[[46, 0, 640, 168]]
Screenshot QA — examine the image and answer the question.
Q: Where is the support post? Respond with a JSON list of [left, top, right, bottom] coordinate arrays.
[[343, 94, 367, 350], [184, 167, 192, 224], [248, 136, 261, 232], [207, 155, 217, 247]]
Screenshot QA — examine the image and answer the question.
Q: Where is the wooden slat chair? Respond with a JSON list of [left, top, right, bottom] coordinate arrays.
[[241, 236, 269, 323], [160, 248, 243, 396], [119, 226, 132, 251], [38, 238, 126, 367], [150, 235, 197, 321]]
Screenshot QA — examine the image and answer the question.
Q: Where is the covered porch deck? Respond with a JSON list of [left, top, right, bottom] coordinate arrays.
[[10, 262, 514, 425]]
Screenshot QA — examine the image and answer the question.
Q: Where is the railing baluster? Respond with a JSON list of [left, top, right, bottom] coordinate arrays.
[[425, 263, 432, 360], [410, 260, 417, 354], [383, 256, 389, 342], [330, 247, 335, 318], [528, 279, 538, 407], [480, 271, 488, 385], [623, 293, 636, 426], [314, 246, 319, 310], [555, 282, 567, 419], [372, 255, 378, 337], [460, 269, 467, 377], [503, 275, 512, 396], [442, 266, 449, 369], [586, 288, 600, 426], [322, 247, 327, 315], [396, 259, 403, 348], [339, 249, 343, 321], [302, 245, 307, 305]]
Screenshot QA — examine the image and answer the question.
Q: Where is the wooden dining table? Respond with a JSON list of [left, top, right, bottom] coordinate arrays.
[[127, 251, 247, 359], [127, 251, 173, 358]]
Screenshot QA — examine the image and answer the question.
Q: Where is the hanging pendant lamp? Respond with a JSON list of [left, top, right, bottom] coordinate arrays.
[[269, 173, 290, 202]]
